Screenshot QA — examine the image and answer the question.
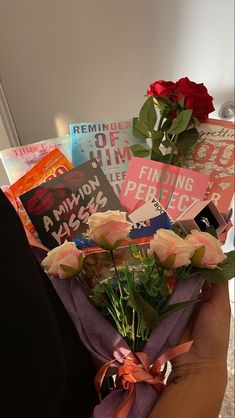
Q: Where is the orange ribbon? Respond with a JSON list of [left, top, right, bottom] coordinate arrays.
[[94, 341, 193, 418]]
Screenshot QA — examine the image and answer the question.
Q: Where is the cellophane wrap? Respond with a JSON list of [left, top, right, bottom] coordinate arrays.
[[49, 271, 203, 418]]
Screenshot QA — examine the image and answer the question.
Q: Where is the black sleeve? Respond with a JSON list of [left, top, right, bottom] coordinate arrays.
[[0, 189, 98, 418]]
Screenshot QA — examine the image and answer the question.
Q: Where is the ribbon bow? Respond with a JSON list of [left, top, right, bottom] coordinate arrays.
[[94, 340, 193, 418]]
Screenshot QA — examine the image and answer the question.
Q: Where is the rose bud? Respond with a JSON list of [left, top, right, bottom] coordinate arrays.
[[185, 230, 227, 268], [147, 80, 176, 98], [41, 240, 84, 279], [149, 229, 194, 269], [87, 211, 132, 250]]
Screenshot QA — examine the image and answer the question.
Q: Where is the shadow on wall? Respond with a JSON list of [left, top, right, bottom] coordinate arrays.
[[0, 0, 183, 144]]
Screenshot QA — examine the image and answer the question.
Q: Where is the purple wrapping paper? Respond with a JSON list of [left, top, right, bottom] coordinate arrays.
[[50, 274, 204, 418]]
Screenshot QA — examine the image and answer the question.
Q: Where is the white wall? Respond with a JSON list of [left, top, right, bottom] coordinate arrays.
[[0, 114, 10, 185], [0, 0, 234, 145]]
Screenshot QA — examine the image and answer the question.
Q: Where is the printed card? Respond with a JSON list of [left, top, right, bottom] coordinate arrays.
[[128, 197, 174, 225], [20, 159, 122, 249], [70, 119, 142, 196], [8, 148, 73, 238], [120, 157, 210, 220], [0, 136, 70, 184], [186, 118, 234, 213]]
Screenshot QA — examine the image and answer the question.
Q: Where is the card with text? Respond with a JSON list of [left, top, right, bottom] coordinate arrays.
[[0, 136, 70, 184], [20, 159, 122, 249], [120, 157, 209, 220], [70, 119, 142, 196], [186, 118, 234, 213]]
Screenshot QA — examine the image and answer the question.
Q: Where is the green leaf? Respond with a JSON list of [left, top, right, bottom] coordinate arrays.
[[132, 117, 149, 139], [150, 148, 165, 161], [164, 154, 178, 165], [159, 299, 199, 320], [153, 252, 176, 269], [200, 251, 235, 283], [90, 285, 107, 306], [99, 235, 123, 250], [168, 109, 193, 135], [151, 130, 164, 141], [162, 254, 176, 269], [152, 139, 162, 154], [129, 243, 141, 259], [128, 289, 160, 331], [154, 95, 172, 106], [142, 255, 156, 267], [130, 143, 150, 158], [162, 137, 173, 148], [161, 119, 173, 132], [146, 287, 159, 298], [220, 251, 234, 267], [174, 161, 184, 167], [139, 96, 157, 130], [191, 246, 206, 266], [60, 264, 79, 278], [154, 103, 166, 112], [99, 235, 111, 249], [151, 131, 164, 155], [176, 127, 199, 152], [193, 116, 201, 127], [138, 272, 149, 285], [178, 97, 185, 108]]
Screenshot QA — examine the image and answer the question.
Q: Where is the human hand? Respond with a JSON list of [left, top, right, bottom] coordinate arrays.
[[149, 282, 231, 418], [171, 281, 231, 370]]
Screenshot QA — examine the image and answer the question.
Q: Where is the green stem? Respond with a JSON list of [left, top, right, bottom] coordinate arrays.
[[110, 249, 124, 299], [185, 270, 202, 279], [79, 270, 91, 292], [132, 308, 135, 352], [157, 111, 165, 131], [168, 133, 178, 165], [110, 249, 119, 279], [150, 109, 166, 160]]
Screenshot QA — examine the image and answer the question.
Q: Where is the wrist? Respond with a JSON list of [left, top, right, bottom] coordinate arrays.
[[171, 359, 227, 373], [168, 361, 228, 387], [150, 362, 228, 418]]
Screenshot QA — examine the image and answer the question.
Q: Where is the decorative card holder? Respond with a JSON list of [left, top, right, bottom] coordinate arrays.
[[174, 200, 227, 236]]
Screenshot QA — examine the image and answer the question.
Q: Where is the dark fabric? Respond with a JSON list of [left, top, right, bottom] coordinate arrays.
[[0, 189, 98, 418]]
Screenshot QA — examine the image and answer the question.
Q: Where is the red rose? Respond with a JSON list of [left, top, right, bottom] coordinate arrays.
[[147, 80, 176, 98], [175, 77, 214, 120]]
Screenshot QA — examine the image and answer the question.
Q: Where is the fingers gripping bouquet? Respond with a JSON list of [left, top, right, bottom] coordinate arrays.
[[41, 210, 233, 418]]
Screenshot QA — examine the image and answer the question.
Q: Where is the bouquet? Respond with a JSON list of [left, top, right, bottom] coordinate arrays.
[[40, 210, 234, 418], [131, 77, 215, 166], [1, 74, 233, 418]]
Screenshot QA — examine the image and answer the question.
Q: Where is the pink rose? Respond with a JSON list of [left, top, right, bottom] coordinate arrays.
[[185, 230, 227, 268], [41, 241, 84, 279], [175, 77, 214, 120], [149, 229, 194, 269], [147, 80, 176, 98], [87, 211, 132, 250]]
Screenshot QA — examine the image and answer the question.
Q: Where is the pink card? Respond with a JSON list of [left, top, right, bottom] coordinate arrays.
[[186, 118, 234, 214], [120, 157, 209, 220]]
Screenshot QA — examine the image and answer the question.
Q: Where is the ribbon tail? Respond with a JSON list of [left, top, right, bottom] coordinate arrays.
[[113, 384, 135, 418], [94, 359, 116, 401], [152, 340, 193, 374]]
